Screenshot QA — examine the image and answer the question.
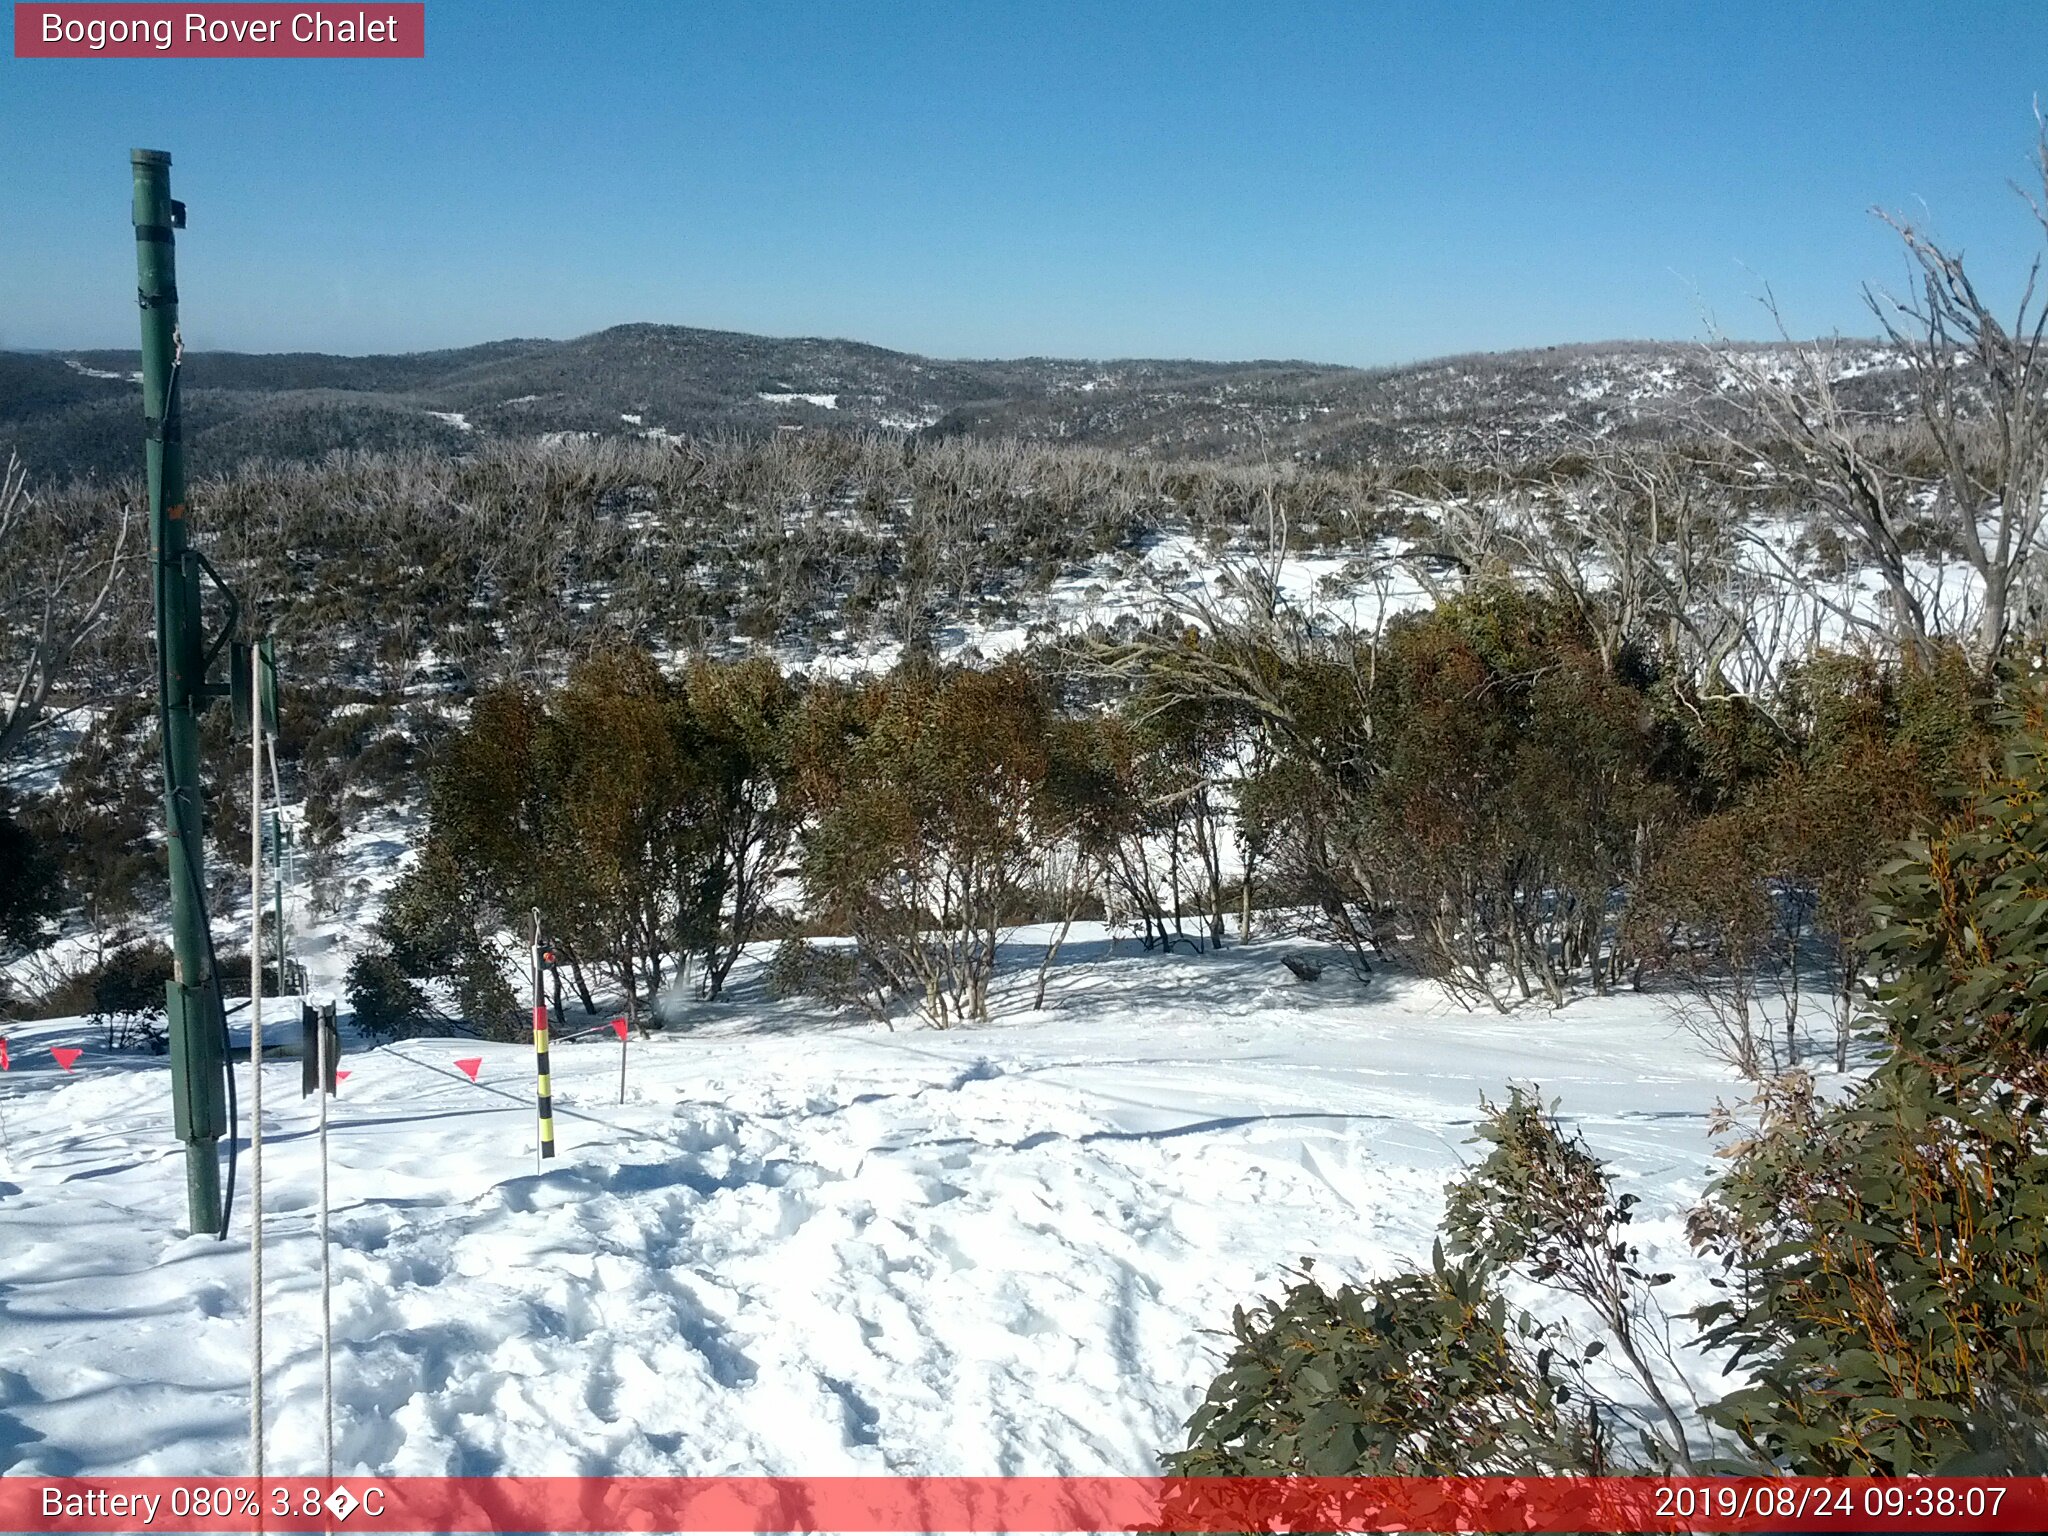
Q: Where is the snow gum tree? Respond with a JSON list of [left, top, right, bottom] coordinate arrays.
[[1629, 648, 1992, 1077], [0, 455, 134, 766], [682, 655, 802, 1002], [1370, 589, 1671, 1006], [367, 835, 525, 1039], [794, 661, 1058, 1026], [354, 647, 796, 1034], [1123, 687, 1251, 954], [537, 647, 721, 1026], [1238, 587, 1672, 1007]]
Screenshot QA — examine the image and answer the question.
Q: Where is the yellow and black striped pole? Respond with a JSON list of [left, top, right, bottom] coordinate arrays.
[[531, 911, 557, 1166]]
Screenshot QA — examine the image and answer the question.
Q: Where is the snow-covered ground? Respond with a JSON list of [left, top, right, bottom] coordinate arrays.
[[0, 925, 1751, 1478]]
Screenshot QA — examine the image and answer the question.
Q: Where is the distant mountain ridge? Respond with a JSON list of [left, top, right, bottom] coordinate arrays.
[[0, 323, 1906, 483]]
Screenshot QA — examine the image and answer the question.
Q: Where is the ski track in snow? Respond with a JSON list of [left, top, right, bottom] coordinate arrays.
[[0, 930, 1756, 1477]]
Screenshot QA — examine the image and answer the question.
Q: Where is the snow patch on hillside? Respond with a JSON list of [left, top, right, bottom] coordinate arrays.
[[769, 532, 1439, 680], [62, 359, 141, 384]]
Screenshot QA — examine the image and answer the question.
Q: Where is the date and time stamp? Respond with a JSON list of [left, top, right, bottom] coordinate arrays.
[[11, 1476, 2042, 1532]]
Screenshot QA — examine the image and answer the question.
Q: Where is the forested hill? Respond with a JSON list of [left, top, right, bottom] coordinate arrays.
[[1, 324, 1907, 483]]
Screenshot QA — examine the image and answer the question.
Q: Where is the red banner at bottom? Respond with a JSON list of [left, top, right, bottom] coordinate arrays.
[[5, 1475, 2046, 1533]]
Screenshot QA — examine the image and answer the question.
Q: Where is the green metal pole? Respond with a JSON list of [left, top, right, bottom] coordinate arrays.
[[134, 149, 228, 1236]]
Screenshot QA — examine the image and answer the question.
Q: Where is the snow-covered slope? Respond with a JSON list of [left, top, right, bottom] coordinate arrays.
[[0, 927, 1749, 1477]]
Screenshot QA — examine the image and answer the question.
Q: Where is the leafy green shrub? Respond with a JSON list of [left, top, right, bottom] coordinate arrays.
[[1445, 1088, 1698, 1471], [1172, 1091, 1713, 1481], [1689, 687, 2048, 1473], [0, 796, 61, 953], [345, 949, 431, 1043], [90, 940, 173, 1051], [1167, 1253, 1607, 1476], [373, 841, 524, 1040], [763, 937, 861, 1003]]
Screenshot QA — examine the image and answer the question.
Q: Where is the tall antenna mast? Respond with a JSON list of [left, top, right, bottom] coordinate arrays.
[[134, 148, 235, 1237]]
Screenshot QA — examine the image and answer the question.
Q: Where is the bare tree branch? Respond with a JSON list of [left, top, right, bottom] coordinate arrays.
[[0, 455, 135, 770]]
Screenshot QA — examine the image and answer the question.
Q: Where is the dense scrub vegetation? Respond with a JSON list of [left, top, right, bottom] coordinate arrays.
[[2, 339, 2023, 999], [7, 429, 1413, 710], [0, 406, 2008, 1040], [309, 585, 1994, 1047], [348, 650, 797, 1040], [0, 427, 1398, 1004], [1173, 689, 2048, 1475]]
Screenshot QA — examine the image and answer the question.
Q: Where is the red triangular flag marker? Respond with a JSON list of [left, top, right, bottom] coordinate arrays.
[[454, 1057, 482, 1082], [610, 1017, 630, 1042], [334, 1069, 351, 1082], [50, 1047, 81, 1073]]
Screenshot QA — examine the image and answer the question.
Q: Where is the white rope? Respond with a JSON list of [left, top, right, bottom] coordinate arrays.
[[532, 910, 543, 1177], [318, 1004, 333, 1482], [266, 729, 332, 1483], [249, 643, 265, 1483]]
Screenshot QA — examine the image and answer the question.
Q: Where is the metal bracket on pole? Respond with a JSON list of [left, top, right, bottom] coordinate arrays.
[[301, 1002, 339, 1098], [193, 549, 241, 703], [167, 980, 228, 1141]]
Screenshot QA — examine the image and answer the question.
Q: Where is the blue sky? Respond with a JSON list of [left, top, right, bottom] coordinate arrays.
[[3, 2, 2045, 363]]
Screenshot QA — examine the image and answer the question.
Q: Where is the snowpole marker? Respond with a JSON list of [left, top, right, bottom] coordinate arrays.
[[611, 1016, 629, 1105], [531, 911, 556, 1171]]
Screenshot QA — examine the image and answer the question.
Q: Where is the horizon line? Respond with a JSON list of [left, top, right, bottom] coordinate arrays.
[[9, 322, 1887, 375]]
